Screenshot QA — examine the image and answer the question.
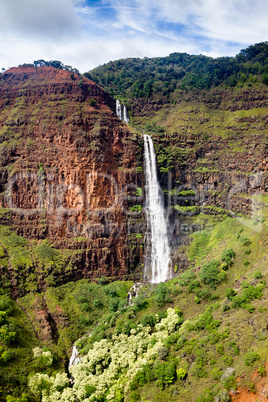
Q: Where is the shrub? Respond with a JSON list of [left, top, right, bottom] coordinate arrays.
[[129, 391, 140, 401], [188, 279, 201, 293], [229, 341, 239, 356], [195, 387, 216, 402], [6, 395, 28, 402], [178, 270, 196, 286], [222, 355, 233, 365], [220, 262, 229, 271], [257, 364, 266, 377], [243, 259, 250, 266], [211, 367, 222, 380], [196, 288, 211, 300], [133, 295, 148, 311], [97, 276, 108, 285], [154, 360, 176, 385], [93, 299, 102, 308], [246, 381, 256, 393], [0, 325, 16, 344], [81, 302, 91, 312], [221, 249, 236, 268], [231, 284, 263, 310], [191, 362, 207, 378], [89, 98, 97, 107], [244, 284, 264, 300], [223, 374, 237, 391], [108, 289, 118, 298], [262, 73, 268, 85], [115, 319, 136, 336], [0, 311, 7, 325], [240, 236, 251, 246], [225, 288, 237, 300], [0, 349, 12, 364], [244, 352, 260, 366], [210, 294, 219, 300], [158, 347, 169, 360], [85, 385, 96, 397], [176, 336, 187, 350], [139, 314, 157, 327], [245, 304, 255, 313], [171, 287, 182, 295], [0, 295, 13, 315], [109, 298, 119, 312], [216, 344, 224, 355], [191, 310, 221, 332], [164, 333, 180, 348], [154, 283, 171, 306], [79, 316, 92, 326], [199, 260, 226, 289], [177, 367, 187, 380], [254, 271, 263, 279]]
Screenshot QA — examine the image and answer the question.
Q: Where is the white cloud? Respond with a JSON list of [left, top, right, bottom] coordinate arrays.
[[0, 0, 81, 40], [106, 0, 268, 44], [0, 0, 267, 72]]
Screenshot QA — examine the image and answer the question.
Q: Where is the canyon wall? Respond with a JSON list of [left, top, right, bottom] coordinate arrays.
[[0, 67, 145, 296]]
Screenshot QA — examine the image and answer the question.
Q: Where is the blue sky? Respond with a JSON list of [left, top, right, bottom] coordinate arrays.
[[0, 0, 267, 72]]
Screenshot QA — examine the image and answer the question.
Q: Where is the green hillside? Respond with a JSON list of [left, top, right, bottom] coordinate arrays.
[[85, 42, 268, 98]]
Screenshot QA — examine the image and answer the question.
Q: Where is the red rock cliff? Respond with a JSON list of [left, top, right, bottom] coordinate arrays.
[[0, 67, 144, 295]]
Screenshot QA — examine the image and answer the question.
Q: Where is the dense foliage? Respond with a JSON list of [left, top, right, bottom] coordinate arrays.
[[17, 60, 79, 74], [85, 42, 268, 97], [29, 308, 181, 401]]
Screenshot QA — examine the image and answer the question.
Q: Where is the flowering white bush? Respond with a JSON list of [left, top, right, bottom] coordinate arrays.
[[28, 308, 181, 401], [32, 347, 53, 367]]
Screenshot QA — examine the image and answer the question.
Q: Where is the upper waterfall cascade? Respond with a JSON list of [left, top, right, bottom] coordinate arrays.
[[143, 134, 171, 283], [116, 99, 129, 124]]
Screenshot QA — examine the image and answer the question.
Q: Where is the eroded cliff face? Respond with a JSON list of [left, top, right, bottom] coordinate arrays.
[[126, 87, 268, 271], [0, 67, 144, 296]]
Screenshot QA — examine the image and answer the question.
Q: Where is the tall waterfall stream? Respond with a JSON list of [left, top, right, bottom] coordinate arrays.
[[69, 134, 171, 370], [143, 134, 171, 283]]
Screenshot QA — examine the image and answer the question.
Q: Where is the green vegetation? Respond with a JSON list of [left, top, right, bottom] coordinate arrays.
[[89, 98, 97, 107], [18, 59, 79, 74], [86, 42, 268, 97], [1, 200, 268, 400], [0, 42, 268, 401]]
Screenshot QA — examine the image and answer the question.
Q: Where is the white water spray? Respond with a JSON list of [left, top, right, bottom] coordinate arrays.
[[143, 134, 171, 283], [68, 345, 81, 369], [116, 99, 122, 120], [116, 99, 129, 124], [123, 104, 129, 124]]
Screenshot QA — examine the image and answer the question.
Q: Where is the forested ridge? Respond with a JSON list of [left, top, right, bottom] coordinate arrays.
[[85, 42, 268, 98]]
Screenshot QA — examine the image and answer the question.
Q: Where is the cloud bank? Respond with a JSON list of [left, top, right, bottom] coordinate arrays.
[[0, 0, 267, 72]]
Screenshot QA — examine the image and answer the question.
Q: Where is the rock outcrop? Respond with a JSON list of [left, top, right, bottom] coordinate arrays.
[[0, 67, 145, 295]]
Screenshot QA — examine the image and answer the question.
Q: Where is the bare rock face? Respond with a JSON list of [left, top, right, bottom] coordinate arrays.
[[0, 67, 145, 295]]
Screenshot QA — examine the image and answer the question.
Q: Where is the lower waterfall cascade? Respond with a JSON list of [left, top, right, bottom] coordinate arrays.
[[143, 134, 171, 283]]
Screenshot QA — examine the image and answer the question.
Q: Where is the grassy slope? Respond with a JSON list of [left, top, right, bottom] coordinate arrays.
[[0, 196, 267, 401], [85, 195, 268, 401]]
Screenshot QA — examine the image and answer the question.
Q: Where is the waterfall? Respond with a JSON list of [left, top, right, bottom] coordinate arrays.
[[68, 345, 81, 369], [116, 99, 122, 120], [143, 134, 171, 283], [116, 99, 129, 124], [123, 104, 129, 124]]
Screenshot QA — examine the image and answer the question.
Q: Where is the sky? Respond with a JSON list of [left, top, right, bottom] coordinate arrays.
[[0, 0, 268, 73]]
